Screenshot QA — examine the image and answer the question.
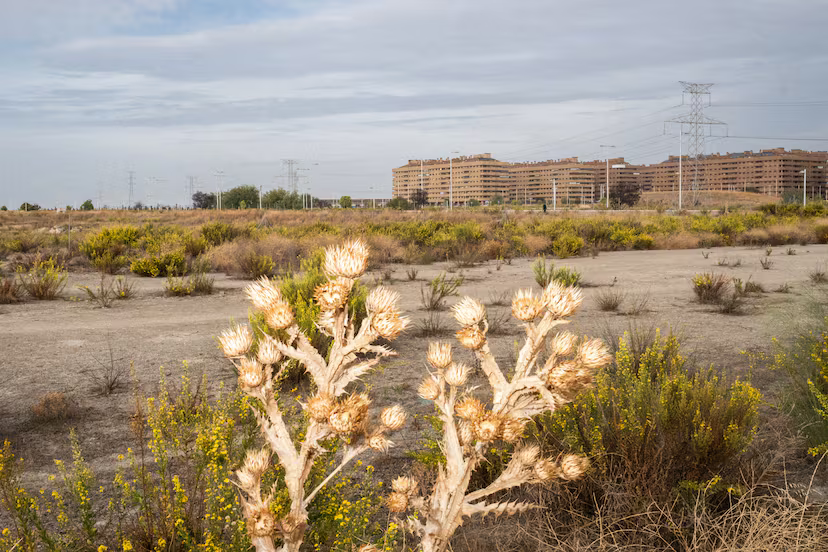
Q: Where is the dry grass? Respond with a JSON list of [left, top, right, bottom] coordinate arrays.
[[30, 391, 75, 422], [594, 288, 625, 312]]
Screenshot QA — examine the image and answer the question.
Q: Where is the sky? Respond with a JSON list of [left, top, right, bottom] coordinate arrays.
[[1, 0, 828, 208]]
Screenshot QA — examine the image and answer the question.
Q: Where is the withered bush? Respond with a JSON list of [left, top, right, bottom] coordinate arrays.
[[31, 392, 75, 422]]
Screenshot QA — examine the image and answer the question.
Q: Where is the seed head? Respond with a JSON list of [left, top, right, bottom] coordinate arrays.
[[371, 310, 409, 340], [515, 444, 541, 466], [444, 362, 469, 387], [387, 492, 409, 513], [458, 420, 475, 445], [328, 409, 355, 434], [238, 357, 266, 389], [235, 466, 258, 492], [550, 331, 578, 357], [543, 282, 583, 319], [256, 338, 282, 366], [456, 326, 486, 350], [314, 278, 352, 311], [244, 502, 276, 537], [317, 309, 337, 334], [427, 342, 453, 370], [512, 288, 545, 321], [578, 338, 612, 370], [533, 459, 559, 482], [559, 454, 589, 481], [245, 277, 282, 312], [452, 296, 486, 327], [501, 416, 527, 443], [306, 393, 335, 423], [454, 396, 485, 420], [366, 286, 400, 314], [265, 301, 295, 330], [244, 447, 270, 476], [418, 377, 441, 401], [324, 239, 369, 279], [368, 434, 391, 452], [219, 325, 252, 357], [473, 412, 502, 442], [391, 476, 418, 496], [545, 360, 592, 399], [380, 405, 407, 431], [329, 393, 371, 434]]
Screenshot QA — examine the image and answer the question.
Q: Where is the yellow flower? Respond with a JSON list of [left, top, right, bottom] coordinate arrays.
[[122, 539, 133, 551]]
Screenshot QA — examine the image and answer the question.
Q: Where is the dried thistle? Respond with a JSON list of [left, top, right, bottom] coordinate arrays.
[[395, 280, 610, 552], [224, 240, 407, 552]]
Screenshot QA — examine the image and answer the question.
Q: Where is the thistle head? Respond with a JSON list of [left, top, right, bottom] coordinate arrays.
[[371, 310, 409, 340], [452, 296, 486, 327], [243, 447, 270, 476], [256, 338, 282, 366], [387, 492, 409, 513], [219, 325, 252, 357], [366, 286, 400, 314], [512, 288, 545, 322], [454, 396, 485, 420], [245, 277, 282, 312], [515, 444, 541, 466], [427, 342, 453, 370], [457, 420, 475, 445], [444, 362, 469, 387], [472, 412, 502, 442], [314, 278, 352, 311], [380, 405, 407, 431], [550, 331, 578, 357], [501, 416, 527, 443], [543, 281, 583, 319], [391, 476, 418, 496], [577, 338, 612, 370], [455, 326, 486, 350], [545, 360, 592, 400], [306, 393, 335, 423], [418, 377, 441, 401], [235, 466, 258, 493], [368, 433, 392, 452], [264, 300, 295, 330], [329, 393, 371, 434], [559, 454, 590, 481], [533, 459, 559, 482], [238, 357, 266, 389], [324, 239, 369, 279]]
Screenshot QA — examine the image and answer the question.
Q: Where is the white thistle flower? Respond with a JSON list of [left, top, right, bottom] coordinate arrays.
[[366, 286, 400, 314], [245, 276, 282, 312], [444, 362, 469, 387], [256, 338, 282, 366], [380, 405, 407, 431], [511, 288, 545, 321], [452, 296, 486, 327], [324, 239, 369, 279], [219, 325, 252, 357], [427, 342, 453, 369]]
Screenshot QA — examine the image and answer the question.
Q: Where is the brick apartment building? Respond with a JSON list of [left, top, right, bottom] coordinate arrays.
[[392, 148, 828, 206]]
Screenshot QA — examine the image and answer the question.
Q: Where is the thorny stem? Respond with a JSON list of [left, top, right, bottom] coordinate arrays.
[[303, 445, 367, 507]]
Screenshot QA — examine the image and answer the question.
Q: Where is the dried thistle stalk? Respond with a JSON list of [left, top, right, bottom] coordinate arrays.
[[223, 239, 408, 552], [397, 281, 611, 552]]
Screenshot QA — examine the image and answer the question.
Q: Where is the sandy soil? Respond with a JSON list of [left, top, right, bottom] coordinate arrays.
[[2, 245, 828, 489]]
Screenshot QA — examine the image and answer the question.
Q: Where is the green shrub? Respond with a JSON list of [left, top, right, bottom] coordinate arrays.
[[16, 257, 68, 299], [552, 233, 584, 258], [553, 266, 581, 287], [164, 274, 195, 296], [538, 330, 760, 495], [200, 221, 240, 246], [79, 226, 142, 273], [237, 250, 275, 279], [692, 272, 730, 304], [532, 257, 581, 288], [182, 234, 209, 257], [130, 250, 187, 277]]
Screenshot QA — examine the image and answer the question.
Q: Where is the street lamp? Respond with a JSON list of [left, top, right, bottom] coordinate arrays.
[[600, 145, 616, 208], [449, 151, 459, 210], [801, 167, 825, 206]]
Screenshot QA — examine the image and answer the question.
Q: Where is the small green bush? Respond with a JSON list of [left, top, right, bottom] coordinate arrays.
[[130, 250, 187, 277], [552, 233, 584, 258], [79, 226, 142, 273], [692, 272, 730, 304], [237, 251, 275, 279], [16, 258, 68, 299], [539, 330, 760, 495], [200, 221, 240, 246]]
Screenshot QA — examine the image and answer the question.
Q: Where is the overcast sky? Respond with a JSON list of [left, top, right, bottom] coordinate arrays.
[[1, 0, 827, 208]]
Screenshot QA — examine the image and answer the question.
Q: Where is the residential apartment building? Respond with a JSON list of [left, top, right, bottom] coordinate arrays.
[[392, 148, 828, 205]]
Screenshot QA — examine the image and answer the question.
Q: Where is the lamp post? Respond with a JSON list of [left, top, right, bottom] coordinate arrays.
[[449, 151, 459, 210], [600, 145, 615, 208], [678, 130, 683, 211], [802, 167, 825, 206]]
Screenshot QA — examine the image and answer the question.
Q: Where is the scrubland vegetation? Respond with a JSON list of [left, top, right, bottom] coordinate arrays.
[[2, 209, 828, 551]]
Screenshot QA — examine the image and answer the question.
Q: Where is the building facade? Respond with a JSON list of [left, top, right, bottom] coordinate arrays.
[[392, 148, 828, 205]]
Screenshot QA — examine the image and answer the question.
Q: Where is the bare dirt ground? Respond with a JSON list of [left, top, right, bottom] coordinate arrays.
[[2, 245, 828, 491]]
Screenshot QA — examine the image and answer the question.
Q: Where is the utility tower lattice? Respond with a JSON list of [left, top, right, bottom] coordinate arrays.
[[666, 82, 727, 205], [282, 159, 300, 193]]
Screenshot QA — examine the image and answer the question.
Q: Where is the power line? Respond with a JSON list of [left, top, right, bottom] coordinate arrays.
[[723, 135, 828, 142]]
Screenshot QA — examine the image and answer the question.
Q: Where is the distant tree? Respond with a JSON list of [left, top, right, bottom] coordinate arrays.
[[411, 189, 429, 209], [262, 188, 304, 209], [65, 205, 74, 211], [80, 199, 94, 210], [133, 201, 144, 210], [192, 191, 217, 209], [615, 181, 642, 207], [19, 202, 40, 211], [467, 199, 480, 207], [339, 195, 352, 209], [239, 200, 248, 210], [388, 197, 411, 210], [0, 206, 7, 211], [490, 194, 503, 205], [221, 186, 259, 209]]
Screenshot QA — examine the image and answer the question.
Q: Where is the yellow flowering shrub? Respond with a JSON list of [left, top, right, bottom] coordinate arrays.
[[538, 330, 761, 495]]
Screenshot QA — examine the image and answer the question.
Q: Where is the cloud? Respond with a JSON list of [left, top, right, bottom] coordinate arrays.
[[1, 0, 828, 207]]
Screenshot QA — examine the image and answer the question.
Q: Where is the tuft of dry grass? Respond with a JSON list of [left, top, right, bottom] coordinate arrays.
[[594, 287, 625, 312], [31, 392, 75, 422], [0, 276, 22, 303]]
